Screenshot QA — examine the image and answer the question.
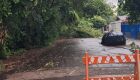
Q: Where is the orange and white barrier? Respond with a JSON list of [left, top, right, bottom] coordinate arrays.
[[83, 54, 136, 64], [87, 75, 135, 80], [82, 49, 140, 80]]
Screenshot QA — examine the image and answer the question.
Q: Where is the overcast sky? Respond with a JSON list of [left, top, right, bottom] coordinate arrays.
[[106, 0, 118, 7], [106, 0, 118, 15]]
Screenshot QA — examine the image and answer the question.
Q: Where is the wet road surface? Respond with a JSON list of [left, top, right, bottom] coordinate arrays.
[[6, 38, 137, 80]]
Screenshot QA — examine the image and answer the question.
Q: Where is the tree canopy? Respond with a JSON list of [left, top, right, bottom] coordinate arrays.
[[119, 0, 140, 23], [83, 0, 114, 22], [0, 0, 114, 58]]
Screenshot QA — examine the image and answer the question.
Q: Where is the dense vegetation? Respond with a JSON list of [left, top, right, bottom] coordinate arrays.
[[0, 0, 114, 58], [119, 0, 140, 23]]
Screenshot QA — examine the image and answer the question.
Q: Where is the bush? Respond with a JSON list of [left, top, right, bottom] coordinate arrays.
[[0, 61, 4, 72], [60, 18, 102, 38], [0, 43, 10, 59], [75, 18, 102, 38], [0, 0, 113, 58], [75, 27, 102, 38], [90, 16, 107, 28]]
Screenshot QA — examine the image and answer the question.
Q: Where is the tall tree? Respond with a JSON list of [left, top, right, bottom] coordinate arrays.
[[0, 0, 114, 58], [83, 0, 114, 23], [120, 0, 140, 23]]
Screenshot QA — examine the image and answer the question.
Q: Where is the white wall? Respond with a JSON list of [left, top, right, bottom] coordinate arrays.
[[109, 21, 121, 32]]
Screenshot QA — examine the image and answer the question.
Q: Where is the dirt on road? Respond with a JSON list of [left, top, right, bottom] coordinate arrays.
[[1, 38, 138, 80]]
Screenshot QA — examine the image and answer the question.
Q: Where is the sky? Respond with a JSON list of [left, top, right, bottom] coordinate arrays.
[[106, 0, 118, 15], [106, 0, 118, 8]]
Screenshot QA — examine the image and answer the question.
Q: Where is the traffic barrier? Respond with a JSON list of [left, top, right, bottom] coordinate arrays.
[[82, 49, 140, 80]]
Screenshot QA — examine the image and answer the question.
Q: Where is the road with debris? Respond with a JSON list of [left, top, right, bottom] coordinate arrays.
[[5, 38, 138, 80]]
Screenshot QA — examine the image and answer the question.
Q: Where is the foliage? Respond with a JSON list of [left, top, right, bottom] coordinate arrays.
[[119, 0, 140, 23], [75, 18, 102, 38], [75, 27, 102, 38], [117, 4, 128, 16], [129, 42, 140, 54], [0, 61, 4, 72], [0, 0, 114, 58], [90, 16, 107, 28], [0, 0, 11, 23], [83, 0, 114, 23], [2, 41, 11, 59]]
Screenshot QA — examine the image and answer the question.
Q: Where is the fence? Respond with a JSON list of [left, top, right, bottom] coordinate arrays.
[[82, 49, 140, 80], [121, 24, 140, 39]]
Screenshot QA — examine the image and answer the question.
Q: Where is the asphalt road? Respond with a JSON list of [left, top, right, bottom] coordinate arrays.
[[6, 38, 137, 80]]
